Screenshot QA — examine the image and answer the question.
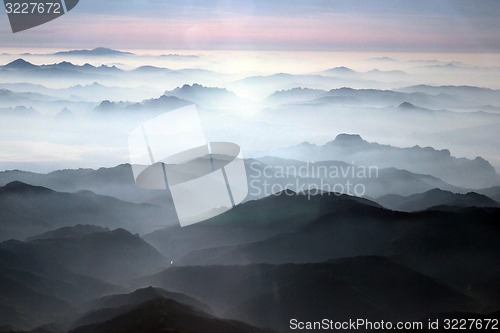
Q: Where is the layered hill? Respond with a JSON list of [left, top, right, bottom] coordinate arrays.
[[271, 133, 499, 188]]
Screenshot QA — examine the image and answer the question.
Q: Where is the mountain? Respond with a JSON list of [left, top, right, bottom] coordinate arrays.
[[0, 59, 124, 83], [53, 48, 133, 57], [81, 286, 209, 314], [170, 201, 500, 268], [135, 257, 478, 332], [0, 243, 123, 330], [2, 59, 37, 70], [0, 181, 170, 240], [0, 274, 75, 330], [0, 246, 121, 302], [318, 67, 409, 81], [38, 62, 122, 75], [228, 73, 378, 100], [0, 225, 141, 330], [0, 226, 167, 284], [0, 164, 177, 207], [0, 88, 57, 103], [397, 85, 500, 107], [93, 95, 192, 117], [0, 80, 155, 104], [163, 83, 250, 109], [366, 68, 408, 77], [271, 133, 499, 189], [398, 101, 425, 110], [143, 189, 383, 262], [127, 95, 191, 112], [0, 158, 462, 204], [251, 156, 464, 198], [318, 87, 456, 108], [0, 182, 498, 330], [477, 186, 500, 202], [132, 65, 171, 74], [26, 225, 110, 241], [69, 297, 276, 333], [141, 190, 500, 317], [62, 82, 155, 103], [320, 66, 358, 75], [376, 188, 499, 212], [74, 287, 210, 328], [0, 106, 40, 117], [264, 86, 457, 109]]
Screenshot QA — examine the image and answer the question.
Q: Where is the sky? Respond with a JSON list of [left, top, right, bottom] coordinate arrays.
[[1, 0, 499, 52]]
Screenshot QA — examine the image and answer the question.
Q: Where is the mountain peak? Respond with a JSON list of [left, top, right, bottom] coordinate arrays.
[[331, 133, 365, 145], [27, 224, 110, 241], [56, 107, 75, 118], [1, 181, 53, 194], [326, 66, 356, 73], [4, 58, 36, 69], [55, 61, 76, 68], [54, 47, 132, 56], [399, 102, 416, 108]]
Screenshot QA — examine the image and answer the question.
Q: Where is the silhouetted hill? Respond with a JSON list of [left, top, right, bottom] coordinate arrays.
[[74, 287, 210, 328], [0, 181, 168, 240], [265, 86, 451, 108], [398, 85, 500, 106], [0, 245, 121, 330], [55, 107, 75, 119], [317, 67, 408, 81], [163, 83, 247, 109], [265, 87, 325, 105], [3, 59, 37, 70], [252, 156, 464, 198], [477, 186, 500, 202], [229, 73, 377, 99], [377, 188, 499, 211], [317, 87, 455, 108], [142, 191, 500, 315], [398, 101, 429, 110], [69, 298, 276, 333], [0, 88, 56, 104], [54, 48, 133, 57], [0, 165, 160, 203], [26, 225, 110, 241], [0, 59, 123, 79], [272, 133, 499, 188], [0, 181, 52, 195], [323, 66, 358, 75], [135, 257, 477, 332], [132, 65, 171, 73], [144, 190, 383, 262], [82, 286, 209, 314], [0, 159, 463, 204], [93, 95, 191, 117], [0, 106, 40, 117], [0, 227, 166, 284], [0, 274, 75, 330]]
